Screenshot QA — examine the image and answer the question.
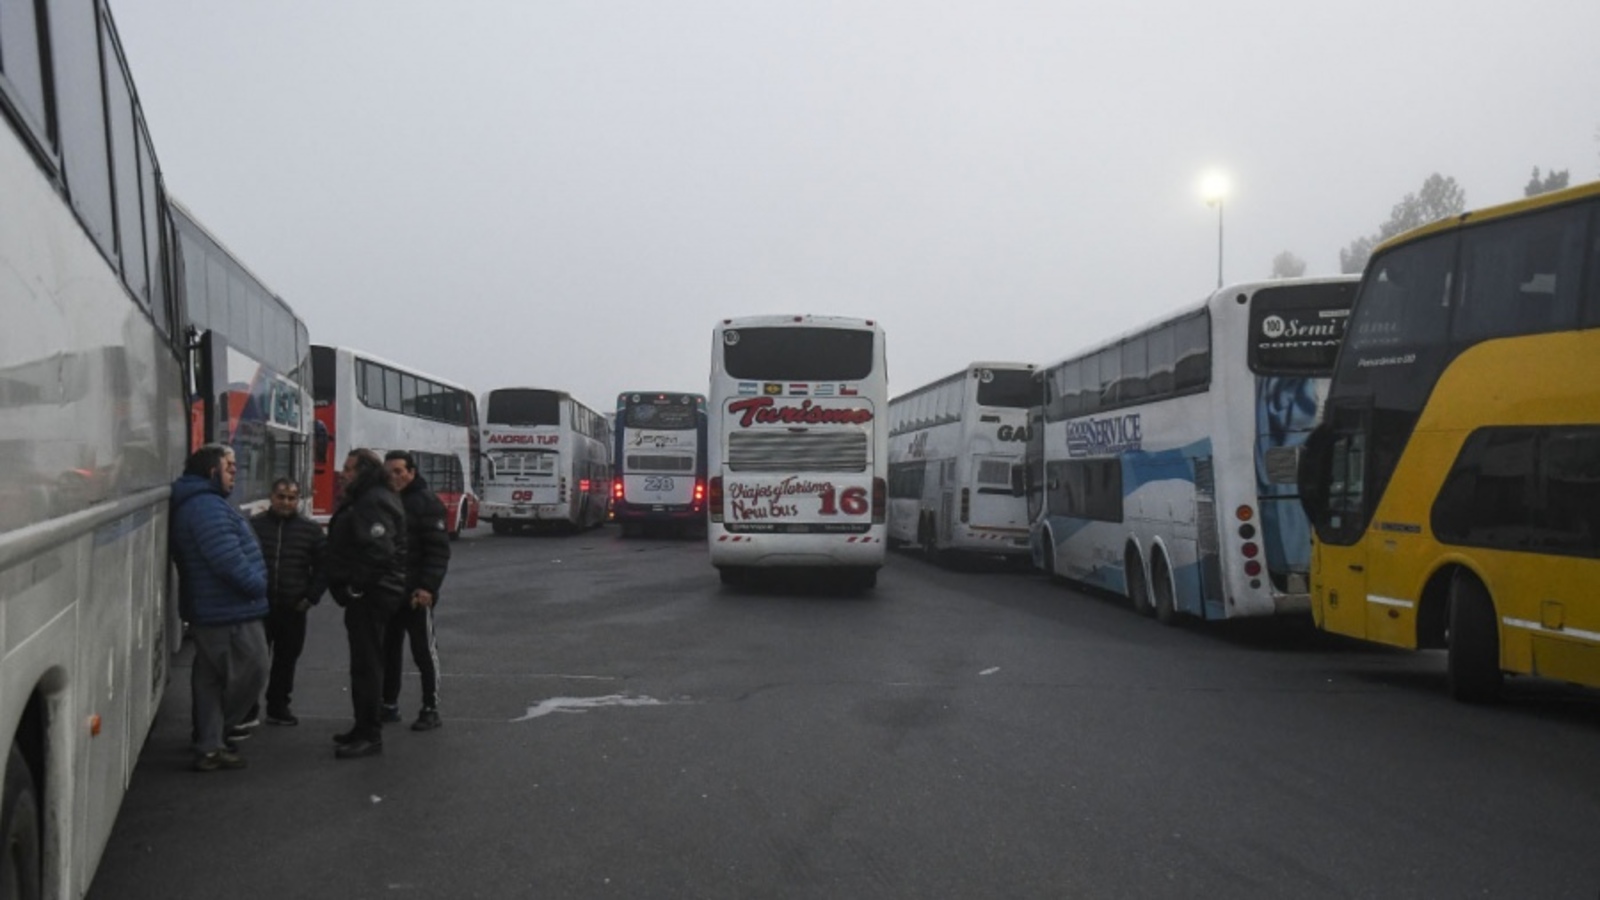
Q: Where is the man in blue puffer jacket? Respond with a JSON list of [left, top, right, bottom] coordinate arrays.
[[170, 444, 271, 772]]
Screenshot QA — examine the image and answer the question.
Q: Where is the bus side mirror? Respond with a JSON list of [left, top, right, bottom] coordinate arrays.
[[1298, 424, 1332, 526]]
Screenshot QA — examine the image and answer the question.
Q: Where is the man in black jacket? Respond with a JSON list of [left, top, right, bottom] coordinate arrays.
[[381, 450, 452, 732], [249, 478, 327, 727], [324, 448, 408, 760]]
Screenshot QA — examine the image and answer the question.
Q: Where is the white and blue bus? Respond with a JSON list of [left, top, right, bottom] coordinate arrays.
[[1, 3, 189, 895], [707, 315, 889, 591], [611, 391, 707, 537], [887, 363, 1036, 562], [1025, 276, 1357, 623]]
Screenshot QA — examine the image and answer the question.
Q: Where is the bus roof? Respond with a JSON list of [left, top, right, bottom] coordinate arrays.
[[716, 314, 882, 330], [1036, 275, 1359, 375], [170, 198, 306, 327], [1372, 178, 1600, 256], [314, 344, 473, 393]]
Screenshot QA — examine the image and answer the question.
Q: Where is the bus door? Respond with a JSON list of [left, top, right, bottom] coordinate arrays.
[[1303, 417, 1371, 639]]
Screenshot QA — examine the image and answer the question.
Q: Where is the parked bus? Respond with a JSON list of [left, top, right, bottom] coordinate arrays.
[[887, 363, 1036, 562], [707, 315, 889, 590], [173, 201, 312, 513], [480, 388, 612, 533], [1, 4, 189, 895], [310, 346, 480, 537], [612, 391, 708, 537], [1299, 182, 1600, 701], [1024, 276, 1358, 623]]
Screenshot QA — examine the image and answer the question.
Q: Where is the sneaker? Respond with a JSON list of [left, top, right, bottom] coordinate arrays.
[[225, 725, 252, 742], [265, 708, 299, 727], [238, 705, 261, 729], [194, 749, 246, 772], [334, 738, 383, 760], [379, 704, 401, 723], [411, 708, 442, 732], [332, 728, 361, 746]]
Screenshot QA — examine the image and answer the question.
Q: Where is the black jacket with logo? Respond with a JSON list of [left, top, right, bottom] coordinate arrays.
[[399, 473, 452, 599], [324, 480, 407, 607]]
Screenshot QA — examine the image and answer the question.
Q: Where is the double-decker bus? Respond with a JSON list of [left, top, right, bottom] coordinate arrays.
[[1299, 181, 1600, 701], [1, 3, 189, 895], [1024, 276, 1358, 623], [172, 201, 312, 514], [480, 388, 612, 534], [310, 346, 480, 537], [611, 391, 707, 537], [887, 363, 1036, 562], [707, 315, 889, 591]]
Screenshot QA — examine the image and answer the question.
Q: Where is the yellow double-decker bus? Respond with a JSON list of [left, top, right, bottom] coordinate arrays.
[[1299, 180, 1600, 702]]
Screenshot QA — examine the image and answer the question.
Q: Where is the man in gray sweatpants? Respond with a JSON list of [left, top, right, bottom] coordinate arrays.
[[169, 444, 271, 771]]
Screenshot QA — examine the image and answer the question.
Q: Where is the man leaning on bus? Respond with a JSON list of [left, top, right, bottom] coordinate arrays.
[[169, 444, 271, 773]]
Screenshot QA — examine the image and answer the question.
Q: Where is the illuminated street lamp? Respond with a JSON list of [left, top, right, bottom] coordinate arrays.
[[1200, 171, 1229, 289]]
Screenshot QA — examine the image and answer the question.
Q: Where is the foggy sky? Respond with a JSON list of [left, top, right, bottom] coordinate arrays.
[[112, 0, 1600, 410]]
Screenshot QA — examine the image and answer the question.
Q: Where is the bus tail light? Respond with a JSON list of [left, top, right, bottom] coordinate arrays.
[[559, 477, 568, 502], [872, 477, 886, 524], [693, 479, 706, 512], [708, 477, 724, 523], [612, 480, 624, 501], [1243, 560, 1262, 577], [580, 478, 591, 493], [1240, 542, 1259, 559], [960, 488, 970, 524], [1235, 505, 1254, 522]]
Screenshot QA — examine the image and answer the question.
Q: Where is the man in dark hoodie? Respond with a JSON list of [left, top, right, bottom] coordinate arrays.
[[169, 444, 270, 772], [249, 478, 327, 726], [324, 448, 408, 760], [380, 450, 452, 732]]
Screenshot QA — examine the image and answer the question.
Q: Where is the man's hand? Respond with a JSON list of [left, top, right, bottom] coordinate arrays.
[[294, 598, 312, 613], [411, 589, 434, 609]]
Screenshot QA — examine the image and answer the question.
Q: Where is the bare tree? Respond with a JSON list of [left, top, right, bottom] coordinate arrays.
[[1523, 166, 1570, 197], [1338, 173, 1466, 274]]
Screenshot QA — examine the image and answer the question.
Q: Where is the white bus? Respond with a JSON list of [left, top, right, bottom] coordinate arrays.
[[480, 388, 612, 534], [2, 3, 189, 895], [173, 201, 313, 515], [310, 346, 480, 537], [1024, 276, 1357, 623], [707, 315, 889, 590], [611, 391, 708, 538], [887, 363, 1036, 562]]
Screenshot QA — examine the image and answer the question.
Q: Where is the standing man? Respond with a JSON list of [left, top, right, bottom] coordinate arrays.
[[381, 450, 452, 732], [169, 444, 270, 772], [323, 448, 408, 760], [249, 478, 327, 726]]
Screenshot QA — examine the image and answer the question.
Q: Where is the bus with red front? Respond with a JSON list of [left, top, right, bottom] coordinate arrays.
[[310, 345, 479, 537]]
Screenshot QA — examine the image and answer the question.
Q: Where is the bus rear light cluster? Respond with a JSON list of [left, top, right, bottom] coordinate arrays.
[[559, 477, 568, 502], [872, 477, 886, 524], [612, 480, 624, 501], [708, 477, 724, 523], [580, 479, 591, 493], [1236, 506, 1261, 585], [960, 488, 970, 524], [1243, 560, 1262, 577]]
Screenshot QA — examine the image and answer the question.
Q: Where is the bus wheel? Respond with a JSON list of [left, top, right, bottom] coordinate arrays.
[[1, 745, 41, 900], [1125, 548, 1153, 617], [1448, 571, 1503, 703], [920, 517, 942, 565], [1151, 554, 1178, 625], [620, 522, 641, 538], [490, 520, 511, 536], [842, 568, 877, 593], [449, 503, 465, 541], [1040, 534, 1060, 584], [718, 567, 745, 587]]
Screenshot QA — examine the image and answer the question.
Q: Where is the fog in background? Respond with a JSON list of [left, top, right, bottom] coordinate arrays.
[[114, 1, 1600, 408]]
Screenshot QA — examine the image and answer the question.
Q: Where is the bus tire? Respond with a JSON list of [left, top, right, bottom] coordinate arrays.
[[1125, 546, 1153, 617], [1448, 571, 1502, 704], [843, 568, 877, 593], [490, 520, 511, 536], [1, 745, 42, 900], [1040, 533, 1061, 584], [920, 516, 942, 565], [1151, 553, 1178, 625], [718, 567, 745, 587]]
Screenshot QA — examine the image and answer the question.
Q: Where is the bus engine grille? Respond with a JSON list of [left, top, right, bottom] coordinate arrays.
[[727, 431, 868, 473]]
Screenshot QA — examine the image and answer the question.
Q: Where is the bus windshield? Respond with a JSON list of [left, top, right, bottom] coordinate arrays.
[[488, 389, 561, 426], [625, 398, 698, 429], [723, 327, 875, 381]]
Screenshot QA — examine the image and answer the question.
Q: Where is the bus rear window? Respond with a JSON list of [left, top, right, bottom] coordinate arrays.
[[488, 390, 561, 426], [722, 327, 874, 381], [1249, 281, 1357, 376], [976, 369, 1037, 409], [626, 401, 697, 429]]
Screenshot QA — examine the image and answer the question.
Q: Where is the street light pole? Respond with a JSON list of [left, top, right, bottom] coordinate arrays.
[[1200, 170, 1229, 290], [1214, 197, 1224, 289]]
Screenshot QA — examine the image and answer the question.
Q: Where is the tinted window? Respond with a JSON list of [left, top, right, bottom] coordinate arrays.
[[975, 368, 1035, 409], [1249, 281, 1356, 375], [1173, 312, 1211, 391], [1045, 458, 1123, 522], [1, 0, 50, 140], [625, 399, 697, 429], [1453, 204, 1586, 345], [102, 34, 146, 301], [1333, 233, 1456, 414], [488, 389, 562, 426], [1433, 426, 1600, 559], [722, 327, 875, 381], [54, 0, 115, 257], [311, 346, 336, 403]]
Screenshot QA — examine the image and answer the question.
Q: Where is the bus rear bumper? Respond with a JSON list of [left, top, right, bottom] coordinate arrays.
[[707, 531, 886, 569]]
